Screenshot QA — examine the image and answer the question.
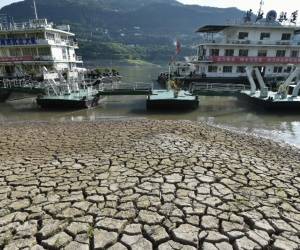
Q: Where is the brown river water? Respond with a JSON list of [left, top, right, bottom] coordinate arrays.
[[0, 63, 300, 148]]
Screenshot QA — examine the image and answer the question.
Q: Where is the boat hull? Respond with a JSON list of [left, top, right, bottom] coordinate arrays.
[[237, 92, 300, 111], [36, 95, 100, 110], [0, 90, 11, 103], [147, 99, 199, 110], [147, 90, 199, 110]]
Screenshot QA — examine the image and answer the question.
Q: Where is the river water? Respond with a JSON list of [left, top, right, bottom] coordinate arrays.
[[1, 63, 300, 148]]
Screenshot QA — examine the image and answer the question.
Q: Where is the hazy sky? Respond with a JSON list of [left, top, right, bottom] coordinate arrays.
[[178, 0, 298, 13], [0, 0, 298, 14], [0, 0, 21, 9]]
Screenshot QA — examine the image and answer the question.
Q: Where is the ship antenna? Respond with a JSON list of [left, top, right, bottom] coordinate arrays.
[[256, 0, 264, 22], [259, 0, 263, 12], [33, 0, 38, 20]]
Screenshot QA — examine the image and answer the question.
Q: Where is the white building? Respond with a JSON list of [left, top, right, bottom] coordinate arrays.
[[0, 18, 83, 78]]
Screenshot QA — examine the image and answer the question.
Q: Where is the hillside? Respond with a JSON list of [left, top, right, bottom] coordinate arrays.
[[0, 0, 244, 62]]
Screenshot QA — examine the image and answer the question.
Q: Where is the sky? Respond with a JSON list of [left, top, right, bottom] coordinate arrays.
[[0, 0, 298, 14], [178, 0, 298, 14]]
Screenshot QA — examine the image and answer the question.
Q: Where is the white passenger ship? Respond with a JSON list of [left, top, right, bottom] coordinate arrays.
[[0, 15, 83, 79], [159, 3, 300, 86]]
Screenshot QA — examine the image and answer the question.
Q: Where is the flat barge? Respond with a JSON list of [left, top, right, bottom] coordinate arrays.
[[36, 89, 100, 109], [147, 90, 199, 110], [237, 67, 300, 111]]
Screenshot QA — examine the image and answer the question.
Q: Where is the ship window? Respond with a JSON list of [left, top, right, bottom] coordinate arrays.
[[7, 34, 20, 39], [291, 50, 299, 57], [238, 32, 248, 40], [237, 66, 246, 73], [210, 49, 219, 56], [274, 66, 283, 73], [62, 48, 68, 60], [208, 66, 218, 72], [21, 48, 37, 56], [258, 50, 267, 57], [9, 48, 22, 57], [223, 66, 233, 73], [225, 49, 234, 56], [0, 48, 9, 56], [281, 33, 291, 40], [38, 47, 51, 56], [55, 33, 61, 41], [276, 50, 286, 57], [239, 49, 248, 57], [46, 32, 55, 40], [260, 33, 270, 40], [38, 32, 45, 39], [61, 35, 68, 42], [285, 66, 292, 73], [22, 48, 32, 56]]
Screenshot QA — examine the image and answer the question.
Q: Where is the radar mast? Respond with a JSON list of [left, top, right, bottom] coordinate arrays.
[[256, 0, 264, 22], [33, 0, 38, 20]]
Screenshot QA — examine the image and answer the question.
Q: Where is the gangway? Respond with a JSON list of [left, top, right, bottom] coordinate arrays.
[[97, 82, 153, 96], [190, 82, 249, 96]]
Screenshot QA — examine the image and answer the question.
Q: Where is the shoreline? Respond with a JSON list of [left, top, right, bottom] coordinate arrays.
[[203, 120, 300, 150], [1, 118, 299, 150], [0, 120, 299, 249]]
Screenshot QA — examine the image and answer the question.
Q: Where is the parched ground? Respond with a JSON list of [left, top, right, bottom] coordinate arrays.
[[0, 120, 300, 250]]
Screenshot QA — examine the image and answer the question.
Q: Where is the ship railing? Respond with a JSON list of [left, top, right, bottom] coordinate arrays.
[[98, 82, 153, 92], [0, 79, 45, 90], [0, 21, 52, 31], [44, 79, 64, 96], [190, 82, 249, 93]]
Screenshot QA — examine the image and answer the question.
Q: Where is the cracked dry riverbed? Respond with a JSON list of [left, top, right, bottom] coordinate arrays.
[[0, 120, 300, 250]]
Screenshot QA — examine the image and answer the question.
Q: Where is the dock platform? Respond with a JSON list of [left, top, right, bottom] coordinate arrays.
[[147, 90, 199, 110], [97, 82, 153, 96], [190, 82, 249, 96]]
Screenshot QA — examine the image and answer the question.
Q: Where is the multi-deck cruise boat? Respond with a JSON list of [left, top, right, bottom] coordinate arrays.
[[159, 4, 300, 87], [0, 17, 83, 79], [0, 0, 86, 103]]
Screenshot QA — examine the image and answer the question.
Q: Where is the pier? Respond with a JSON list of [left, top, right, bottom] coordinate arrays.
[[97, 82, 153, 96]]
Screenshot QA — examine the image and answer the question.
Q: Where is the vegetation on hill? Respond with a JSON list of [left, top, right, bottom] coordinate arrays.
[[0, 0, 244, 62]]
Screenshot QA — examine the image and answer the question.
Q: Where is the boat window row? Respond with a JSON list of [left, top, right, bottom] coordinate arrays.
[[273, 66, 292, 73], [238, 32, 292, 41], [0, 32, 73, 43], [0, 47, 50, 57], [46, 32, 69, 42], [208, 65, 293, 74], [207, 48, 299, 58], [0, 32, 45, 40]]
